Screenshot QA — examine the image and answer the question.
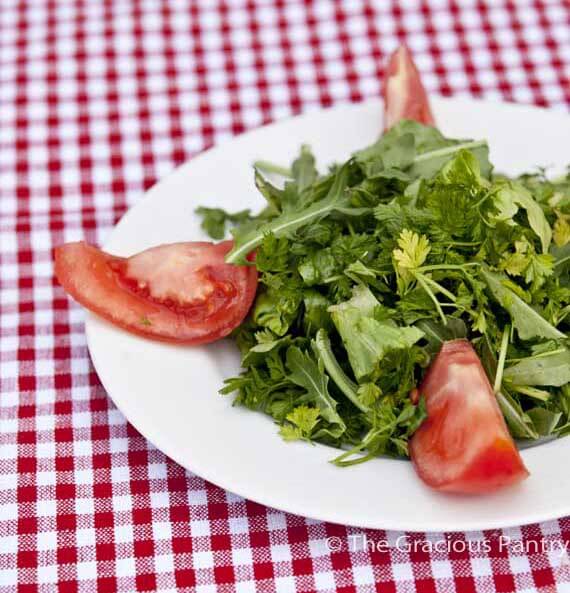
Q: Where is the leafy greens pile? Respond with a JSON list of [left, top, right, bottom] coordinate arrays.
[[197, 120, 570, 465]]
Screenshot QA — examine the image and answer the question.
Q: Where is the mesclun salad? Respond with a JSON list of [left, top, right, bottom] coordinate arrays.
[[55, 47, 570, 495]]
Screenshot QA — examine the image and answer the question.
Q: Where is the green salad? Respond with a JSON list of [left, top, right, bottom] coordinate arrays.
[[197, 120, 570, 466]]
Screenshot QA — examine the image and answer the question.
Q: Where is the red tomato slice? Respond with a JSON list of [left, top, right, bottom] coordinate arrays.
[[54, 241, 258, 344], [383, 45, 436, 131], [409, 340, 529, 494]]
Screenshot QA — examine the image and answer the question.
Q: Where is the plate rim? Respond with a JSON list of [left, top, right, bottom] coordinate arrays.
[[86, 96, 570, 532]]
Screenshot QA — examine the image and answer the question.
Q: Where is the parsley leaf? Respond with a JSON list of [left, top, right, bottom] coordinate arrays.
[[279, 405, 321, 441]]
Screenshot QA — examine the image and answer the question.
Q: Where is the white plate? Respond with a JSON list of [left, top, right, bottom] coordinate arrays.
[[86, 98, 570, 532]]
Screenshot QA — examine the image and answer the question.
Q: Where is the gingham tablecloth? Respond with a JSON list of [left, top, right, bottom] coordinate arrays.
[[1, 1, 570, 591]]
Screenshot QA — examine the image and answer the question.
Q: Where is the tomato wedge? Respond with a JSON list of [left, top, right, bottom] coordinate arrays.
[[54, 241, 257, 344], [409, 340, 529, 494], [383, 45, 436, 131]]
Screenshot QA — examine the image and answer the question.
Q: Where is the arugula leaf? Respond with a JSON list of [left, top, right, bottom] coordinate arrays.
[[195, 207, 252, 240], [313, 329, 367, 412], [409, 139, 491, 180], [355, 120, 491, 181], [291, 145, 318, 192], [416, 317, 467, 356], [355, 133, 415, 179], [504, 350, 570, 387], [481, 268, 565, 340], [479, 336, 541, 440], [226, 162, 352, 264], [354, 120, 419, 164], [254, 170, 284, 213], [526, 408, 562, 436], [379, 120, 451, 153], [285, 347, 346, 438], [496, 391, 539, 440]]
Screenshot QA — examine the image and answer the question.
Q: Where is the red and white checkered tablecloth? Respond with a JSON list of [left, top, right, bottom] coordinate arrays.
[[1, 0, 570, 591]]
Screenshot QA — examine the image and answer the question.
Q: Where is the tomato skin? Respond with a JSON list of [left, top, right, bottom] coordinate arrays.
[[383, 45, 436, 131], [54, 241, 258, 345], [409, 339, 529, 494]]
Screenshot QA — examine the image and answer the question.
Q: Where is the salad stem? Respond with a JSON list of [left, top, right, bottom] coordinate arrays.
[[494, 324, 511, 393], [416, 263, 480, 272], [418, 274, 457, 302], [412, 140, 487, 163], [506, 347, 567, 363], [313, 329, 368, 412], [553, 253, 570, 269], [510, 385, 551, 402], [414, 273, 447, 325]]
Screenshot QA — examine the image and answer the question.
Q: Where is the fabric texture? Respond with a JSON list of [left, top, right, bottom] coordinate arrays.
[[1, 0, 570, 591]]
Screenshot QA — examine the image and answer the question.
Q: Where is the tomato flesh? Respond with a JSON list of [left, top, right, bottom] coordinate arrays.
[[54, 241, 258, 344], [383, 45, 436, 131], [409, 340, 529, 494]]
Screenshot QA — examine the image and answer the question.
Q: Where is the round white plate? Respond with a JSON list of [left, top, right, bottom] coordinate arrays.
[[86, 98, 570, 532]]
